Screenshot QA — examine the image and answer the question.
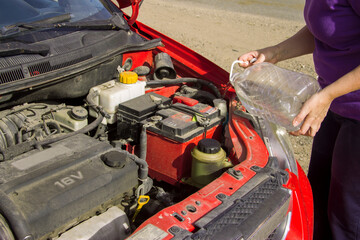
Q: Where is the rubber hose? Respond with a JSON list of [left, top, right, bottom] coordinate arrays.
[[139, 125, 147, 161], [129, 154, 148, 181], [129, 126, 149, 182], [146, 78, 221, 99], [86, 90, 99, 108], [0, 191, 33, 240], [36, 91, 107, 147], [45, 120, 62, 135], [0, 94, 106, 159], [36, 113, 104, 147], [0, 120, 15, 147]]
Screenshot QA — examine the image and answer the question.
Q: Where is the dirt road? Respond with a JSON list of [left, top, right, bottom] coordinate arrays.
[[129, 0, 314, 172]]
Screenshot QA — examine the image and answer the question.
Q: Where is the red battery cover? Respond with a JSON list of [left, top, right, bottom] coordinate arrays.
[[145, 124, 222, 185], [172, 96, 199, 106]]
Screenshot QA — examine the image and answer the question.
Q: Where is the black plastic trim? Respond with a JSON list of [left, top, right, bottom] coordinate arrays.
[[168, 163, 291, 240]]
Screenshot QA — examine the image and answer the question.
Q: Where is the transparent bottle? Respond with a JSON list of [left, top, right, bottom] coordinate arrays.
[[230, 61, 320, 131]]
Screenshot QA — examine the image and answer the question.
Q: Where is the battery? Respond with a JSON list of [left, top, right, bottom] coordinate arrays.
[[144, 102, 223, 184], [117, 92, 224, 185], [146, 102, 221, 143]]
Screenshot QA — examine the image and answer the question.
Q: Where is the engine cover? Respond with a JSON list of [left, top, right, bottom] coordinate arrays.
[[0, 134, 138, 240]]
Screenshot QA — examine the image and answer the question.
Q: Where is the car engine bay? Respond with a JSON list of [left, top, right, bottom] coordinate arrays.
[[0, 47, 238, 239]]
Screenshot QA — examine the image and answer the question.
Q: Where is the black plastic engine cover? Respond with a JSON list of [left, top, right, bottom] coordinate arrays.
[[0, 134, 138, 240]]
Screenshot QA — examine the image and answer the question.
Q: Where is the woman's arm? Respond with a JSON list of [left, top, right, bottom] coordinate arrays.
[[293, 65, 360, 136], [238, 26, 315, 67]]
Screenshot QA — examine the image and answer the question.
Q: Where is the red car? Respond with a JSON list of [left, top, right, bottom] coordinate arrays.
[[0, 0, 313, 239]]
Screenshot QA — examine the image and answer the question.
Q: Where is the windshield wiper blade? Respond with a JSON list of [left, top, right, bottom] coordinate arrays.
[[0, 12, 128, 40], [1, 13, 72, 38], [0, 42, 49, 57], [20, 13, 129, 31], [19, 13, 72, 29]]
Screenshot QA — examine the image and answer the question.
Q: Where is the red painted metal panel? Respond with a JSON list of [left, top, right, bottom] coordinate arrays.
[[146, 124, 222, 185]]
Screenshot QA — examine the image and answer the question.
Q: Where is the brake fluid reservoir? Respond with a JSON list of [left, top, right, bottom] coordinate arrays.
[[53, 106, 88, 132], [191, 139, 232, 186], [89, 71, 146, 124]]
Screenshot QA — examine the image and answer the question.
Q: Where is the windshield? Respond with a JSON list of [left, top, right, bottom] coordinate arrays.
[[0, 0, 113, 28]]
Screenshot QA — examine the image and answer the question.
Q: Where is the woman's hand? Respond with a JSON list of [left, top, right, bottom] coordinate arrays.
[[291, 90, 333, 137], [292, 65, 360, 137], [238, 46, 279, 68]]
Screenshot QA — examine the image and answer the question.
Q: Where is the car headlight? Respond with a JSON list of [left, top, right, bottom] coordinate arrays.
[[259, 119, 298, 176]]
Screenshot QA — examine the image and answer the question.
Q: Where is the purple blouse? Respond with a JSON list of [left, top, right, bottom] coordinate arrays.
[[304, 0, 360, 121]]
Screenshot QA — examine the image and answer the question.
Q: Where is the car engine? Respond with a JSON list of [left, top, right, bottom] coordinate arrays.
[[0, 51, 229, 240]]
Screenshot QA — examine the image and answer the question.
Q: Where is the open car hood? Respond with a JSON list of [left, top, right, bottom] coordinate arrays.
[[113, 0, 142, 25], [114, 0, 133, 8]]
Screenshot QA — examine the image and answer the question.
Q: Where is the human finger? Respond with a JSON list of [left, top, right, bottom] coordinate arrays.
[[308, 121, 322, 137], [238, 52, 258, 67], [298, 118, 311, 135], [293, 108, 308, 128], [289, 130, 301, 136], [253, 54, 266, 64]]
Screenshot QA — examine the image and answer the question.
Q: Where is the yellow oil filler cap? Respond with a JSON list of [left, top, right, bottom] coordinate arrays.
[[119, 71, 138, 84]]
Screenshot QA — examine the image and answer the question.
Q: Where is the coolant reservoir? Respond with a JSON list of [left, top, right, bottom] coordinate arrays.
[[89, 71, 146, 124], [191, 139, 232, 186], [53, 106, 88, 132]]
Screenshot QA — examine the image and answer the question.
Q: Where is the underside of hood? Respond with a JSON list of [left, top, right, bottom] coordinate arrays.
[[112, 0, 142, 25], [113, 0, 139, 9]]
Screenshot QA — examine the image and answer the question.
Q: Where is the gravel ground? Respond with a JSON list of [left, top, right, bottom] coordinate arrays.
[[126, 0, 314, 173]]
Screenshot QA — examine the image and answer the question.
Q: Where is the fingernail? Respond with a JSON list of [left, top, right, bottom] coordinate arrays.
[[250, 58, 257, 64]]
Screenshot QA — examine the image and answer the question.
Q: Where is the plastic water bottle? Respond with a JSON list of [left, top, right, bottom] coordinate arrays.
[[230, 61, 320, 131]]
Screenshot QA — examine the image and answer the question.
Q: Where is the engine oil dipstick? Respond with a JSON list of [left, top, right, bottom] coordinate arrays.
[[132, 195, 150, 223]]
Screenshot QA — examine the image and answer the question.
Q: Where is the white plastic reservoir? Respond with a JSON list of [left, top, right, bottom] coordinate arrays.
[[89, 72, 146, 124]]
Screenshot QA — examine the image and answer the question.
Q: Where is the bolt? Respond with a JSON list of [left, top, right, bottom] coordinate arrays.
[[252, 166, 261, 171], [234, 170, 242, 176], [217, 193, 226, 200], [169, 226, 181, 233], [150, 115, 162, 121]]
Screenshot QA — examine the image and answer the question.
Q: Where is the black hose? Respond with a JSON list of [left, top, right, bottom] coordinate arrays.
[[0, 93, 107, 160], [129, 152, 148, 181], [36, 92, 107, 147], [0, 191, 33, 240], [0, 120, 15, 147], [139, 125, 147, 162], [86, 91, 99, 111], [36, 113, 104, 147], [146, 78, 221, 99], [44, 120, 62, 136], [125, 125, 149, 181]]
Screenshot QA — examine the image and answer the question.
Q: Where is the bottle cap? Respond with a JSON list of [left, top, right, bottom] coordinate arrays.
[[70, 106, 88, 120], [101, 151, 127, 168], [119, 71, 138, 84], [197, 139, 221, 154]]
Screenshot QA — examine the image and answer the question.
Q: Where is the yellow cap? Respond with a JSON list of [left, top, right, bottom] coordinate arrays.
[[119, 71, 138, 84]]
